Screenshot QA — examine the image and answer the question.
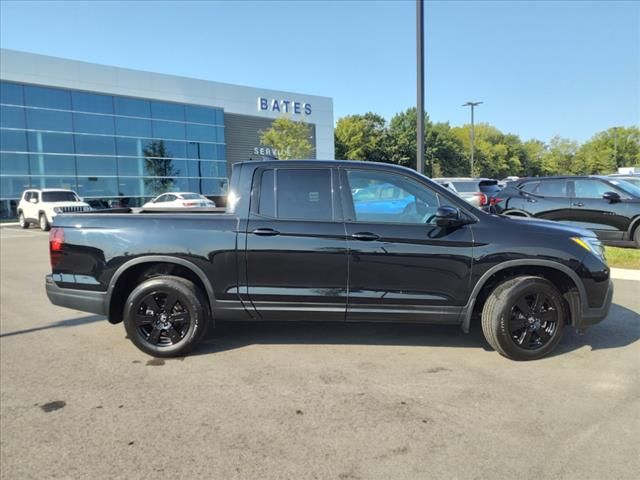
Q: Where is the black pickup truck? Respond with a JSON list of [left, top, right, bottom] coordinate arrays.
[[46, 160, 613, 360]]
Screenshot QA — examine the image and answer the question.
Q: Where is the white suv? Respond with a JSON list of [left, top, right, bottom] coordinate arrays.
[[18, 189, 91, 231]]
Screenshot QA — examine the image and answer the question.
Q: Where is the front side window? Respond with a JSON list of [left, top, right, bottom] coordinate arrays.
[[573, 179, 617, 198], [345, 169, 445, 224]]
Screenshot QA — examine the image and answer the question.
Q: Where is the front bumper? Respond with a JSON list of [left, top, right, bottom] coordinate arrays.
[[45, 275, 108, 316], [579, 278, 614, 328]]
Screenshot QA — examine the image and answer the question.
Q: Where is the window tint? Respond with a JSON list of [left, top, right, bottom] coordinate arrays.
[[185, 105, 218, 125], [257, 169, 275, 217], [520, 182, 539, 193], [27, 131, 74, 154], [0, 153, 29, 174], [23, 85, 71, 110], [1, 106, 26, 128], [42, 191, 79, 202], [186, 123, 217, 142], [73, 113, 114, 135], [1, 82, 24, 105], [573, 179, 615, 198], [346, 169, 443, 224], [25, 108, 73, 132], [29, 154, 76, 175], [451, 181, 479, 193], [151, 101, 184, 121], [152, 120, 185, 140], [74, 135, 115, 155], [71, 92, 114, 114], [114, 97, 151, 118], [1, 129, 28, 151], [115, 116, 152, 137], [276, 169, 332, 221], [536, 180, 569, 197]]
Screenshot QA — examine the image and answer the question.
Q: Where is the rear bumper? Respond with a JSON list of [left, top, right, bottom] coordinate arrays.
[[578, 278, 614, 328], [45, 275, 108, 316]]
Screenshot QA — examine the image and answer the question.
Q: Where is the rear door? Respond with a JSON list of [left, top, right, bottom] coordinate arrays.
[[244, 167, 348, 321], [569, 179, 630, 240], [341, 167, 474, 323]]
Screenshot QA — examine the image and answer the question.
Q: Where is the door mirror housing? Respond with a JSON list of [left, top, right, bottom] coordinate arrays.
[[602, 191, 621, 203], [435, 206, 463, 228]]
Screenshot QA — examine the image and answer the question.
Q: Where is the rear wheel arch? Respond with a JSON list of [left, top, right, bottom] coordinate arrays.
[[502, 209, 531, 217], [462, 260, 585, 333], [107, 257, 215, 325]]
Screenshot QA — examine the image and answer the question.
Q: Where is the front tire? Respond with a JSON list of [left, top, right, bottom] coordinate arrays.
[[634, 227, 640, 249], [481, 276, 565, 360], [39, 213, 50, 231], [18, 212, 29, 229], [123, 276, 210, 357]]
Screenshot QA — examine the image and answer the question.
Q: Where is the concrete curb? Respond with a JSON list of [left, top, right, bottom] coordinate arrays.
[[610, 268, 640, 281]]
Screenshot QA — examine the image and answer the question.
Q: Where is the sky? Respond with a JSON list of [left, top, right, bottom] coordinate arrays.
[[1, 0, 638, 143]]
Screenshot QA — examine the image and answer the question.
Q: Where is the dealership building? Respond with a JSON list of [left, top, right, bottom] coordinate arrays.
[[0, 49, 334, 218]]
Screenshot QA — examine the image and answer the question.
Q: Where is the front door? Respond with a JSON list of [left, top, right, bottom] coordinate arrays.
[[244, 167, 348, 321], [569, 179, 630, 241], [340, 167, 474, 323]]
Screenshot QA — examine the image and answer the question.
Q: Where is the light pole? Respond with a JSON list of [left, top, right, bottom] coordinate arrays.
[[416, 0, 425, 175], [462, 101, 483, 176]]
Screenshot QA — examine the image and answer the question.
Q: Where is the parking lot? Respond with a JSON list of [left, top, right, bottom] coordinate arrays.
[[0, 225, 638, 480]]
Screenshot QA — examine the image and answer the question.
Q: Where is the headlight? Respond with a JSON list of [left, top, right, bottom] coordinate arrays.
[[53, 207, 62, 214], [571, 236, 606, 261], [83, 206, 92, 212]]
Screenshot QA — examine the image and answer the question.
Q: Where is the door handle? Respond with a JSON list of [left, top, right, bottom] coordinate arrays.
[[351, 232, 380, 241], [526, 198, 537, 203], [251, 228, 280, 236], [573, 202, 585, 207]]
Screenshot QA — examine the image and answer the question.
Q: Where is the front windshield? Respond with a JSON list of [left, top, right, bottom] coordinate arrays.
[[42, 191, 79, 202], [609, 179, 640, 197]]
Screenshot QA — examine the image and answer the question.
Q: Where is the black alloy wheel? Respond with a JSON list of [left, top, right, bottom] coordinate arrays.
[[508, 291, 559, 350], [481, 276, 565, 360], [134, 290, 191, 347], [123, 276, 209, 357]]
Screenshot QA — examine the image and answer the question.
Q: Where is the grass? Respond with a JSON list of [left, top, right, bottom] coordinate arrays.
[[605, 246, 640, 269]]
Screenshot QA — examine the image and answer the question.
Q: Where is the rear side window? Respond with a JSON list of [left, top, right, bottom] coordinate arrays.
[[478, 180, 501, 194], [451, 181, 478, 193], [536, 181, 569, 197], [277, 169, 333, 221], [255, 168, 333, 221]]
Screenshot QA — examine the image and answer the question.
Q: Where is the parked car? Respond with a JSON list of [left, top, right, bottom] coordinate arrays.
[[17, 189, 91, 231], [495, 176, 640, 247], [608, 174, 640, 188], [142, 192, 216, 209], [46, 160, 612, 361], [433, 177, 502, 208], [349, 182, 416, 220]]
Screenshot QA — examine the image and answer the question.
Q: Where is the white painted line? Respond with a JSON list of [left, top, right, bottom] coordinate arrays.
[[0, 223, 19, 227], [611, 268, 640, 281]]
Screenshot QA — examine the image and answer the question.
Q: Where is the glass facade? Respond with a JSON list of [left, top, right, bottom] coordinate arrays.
[[0, 81, 226, 219]]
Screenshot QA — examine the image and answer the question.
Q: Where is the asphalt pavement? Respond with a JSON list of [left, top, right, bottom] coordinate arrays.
[[1, 225, 638, 480]]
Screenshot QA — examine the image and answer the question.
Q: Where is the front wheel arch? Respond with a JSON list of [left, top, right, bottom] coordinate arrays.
[[462, 261, 585, 333]]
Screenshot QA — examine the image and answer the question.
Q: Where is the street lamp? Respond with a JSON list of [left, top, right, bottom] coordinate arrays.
[[416, 0, 425, 175], [462, 101, 483, 176]]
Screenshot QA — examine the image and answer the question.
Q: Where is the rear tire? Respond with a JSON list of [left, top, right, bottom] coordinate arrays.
[[123, 276, 210, 357], [634, 227, 640, 249], [481, 276, 565, 360], [39, 213, 50, 231], [18, 212, 29, 229]]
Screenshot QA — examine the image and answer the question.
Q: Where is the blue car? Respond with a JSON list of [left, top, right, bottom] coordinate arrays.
[[352, 183, 416, 220]]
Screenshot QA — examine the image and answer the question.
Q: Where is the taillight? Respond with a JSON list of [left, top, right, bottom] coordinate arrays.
[[490, 197, 503, 206], [49, 227, 64, 267], [183, 201, 197, 207], [475, 192, 488, 206]]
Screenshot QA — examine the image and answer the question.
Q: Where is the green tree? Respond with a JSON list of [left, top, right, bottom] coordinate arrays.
[[335, 112, 387, 162], [385, 107, 466, 176], [542, 136, 579, 175], [260, 117, 314, 160], [574, 126, 640, 174], [143, 140, 180, 194]]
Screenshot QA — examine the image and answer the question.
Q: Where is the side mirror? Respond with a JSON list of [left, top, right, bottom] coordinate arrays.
[[29, 198, 38, 204], [435, 206, 462, 228], [602, 191, 621, 203]]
